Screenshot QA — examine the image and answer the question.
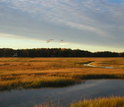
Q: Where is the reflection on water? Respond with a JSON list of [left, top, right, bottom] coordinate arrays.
[[0, 80, 124, 107]]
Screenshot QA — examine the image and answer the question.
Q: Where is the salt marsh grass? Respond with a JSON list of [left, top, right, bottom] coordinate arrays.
[[71, 97, 124, 107], [0, 58, 124, 90]]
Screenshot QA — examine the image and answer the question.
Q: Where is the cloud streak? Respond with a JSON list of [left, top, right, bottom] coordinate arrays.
[[0, 0, 124, 50]]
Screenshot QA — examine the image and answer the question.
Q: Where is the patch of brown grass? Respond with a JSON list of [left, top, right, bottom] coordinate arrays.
[[34, 97, 124, 107], [71, 97, 124, 107]]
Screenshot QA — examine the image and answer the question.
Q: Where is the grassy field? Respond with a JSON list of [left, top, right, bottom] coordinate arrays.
[[71, 97, 124, 107], [0, 58, 124, 90]]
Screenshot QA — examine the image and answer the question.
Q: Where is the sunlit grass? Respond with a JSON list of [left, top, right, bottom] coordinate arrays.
[[71, 97, 124, 107], [0, 58, 124, 90], [92, 59, 124, 68], [0, 76, 78, 91], [34, 97, 124, 107]]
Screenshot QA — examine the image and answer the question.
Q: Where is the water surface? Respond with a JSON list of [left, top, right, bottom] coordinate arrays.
[[84, 62, 116, 69], [0, 80, 124, 107]]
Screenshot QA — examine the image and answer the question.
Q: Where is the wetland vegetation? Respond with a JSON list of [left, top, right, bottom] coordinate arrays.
[[0, 58, 124, 91], [71, 97, 124, 107], [34, 97, 124, 107]]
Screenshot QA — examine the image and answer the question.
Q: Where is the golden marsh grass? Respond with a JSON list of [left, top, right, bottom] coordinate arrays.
[[0, 58, 124, 90], [34, 97, 124, 107], [71, 97, 124, 107]]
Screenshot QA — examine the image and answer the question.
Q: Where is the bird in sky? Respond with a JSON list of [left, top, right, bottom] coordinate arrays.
[[60, 40, 64, 42], [46, 39, 54, 43]]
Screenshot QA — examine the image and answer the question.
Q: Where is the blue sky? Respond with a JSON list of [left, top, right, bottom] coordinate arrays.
[[0, 0, 124, 52], [109, 0, 124, 3]]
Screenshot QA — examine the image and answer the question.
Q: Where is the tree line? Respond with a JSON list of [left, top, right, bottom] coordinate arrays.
[[0, 48, 124, 57]]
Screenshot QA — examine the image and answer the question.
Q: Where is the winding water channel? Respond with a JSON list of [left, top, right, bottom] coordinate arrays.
[[83, 61, 116, 69], [0, 80, 124, 107]]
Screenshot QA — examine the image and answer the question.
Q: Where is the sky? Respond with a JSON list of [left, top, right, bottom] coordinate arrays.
[[0, 0, 124, 52]]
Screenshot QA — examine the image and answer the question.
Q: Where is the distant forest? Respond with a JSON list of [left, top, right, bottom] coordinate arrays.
[[0, 48, 124, 57]]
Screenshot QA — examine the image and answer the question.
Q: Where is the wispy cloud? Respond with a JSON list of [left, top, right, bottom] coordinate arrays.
[[52, 18, 108, 37], [0, 0, 124, 50]]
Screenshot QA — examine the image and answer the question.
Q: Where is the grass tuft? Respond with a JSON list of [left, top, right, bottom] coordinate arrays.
[[71, 97, 124, 107]]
